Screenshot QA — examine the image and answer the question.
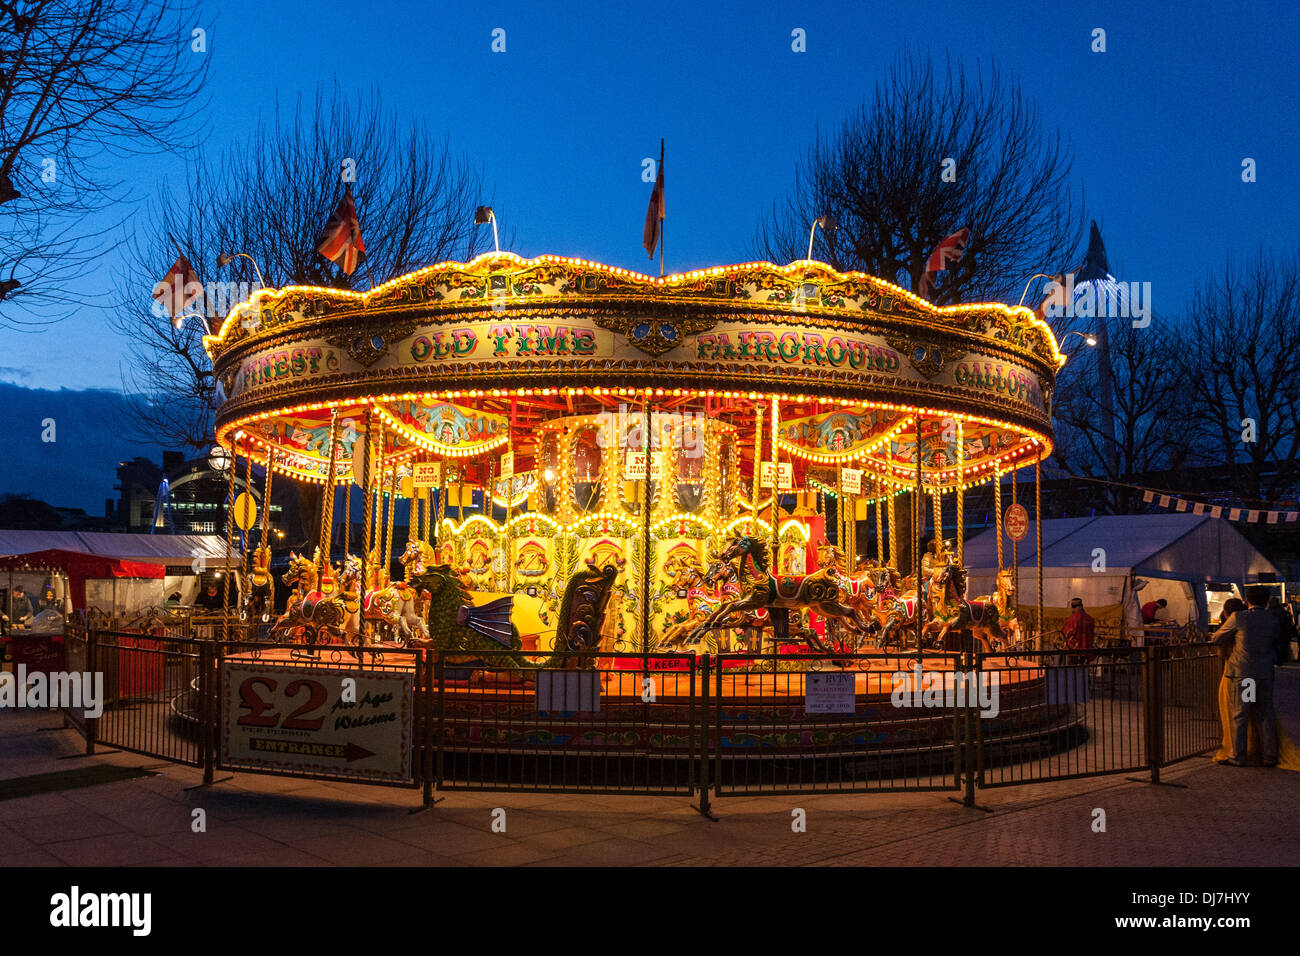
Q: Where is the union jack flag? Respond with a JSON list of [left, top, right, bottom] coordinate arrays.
[[316, 185, 367, 275], [919, 227, 970, 300]]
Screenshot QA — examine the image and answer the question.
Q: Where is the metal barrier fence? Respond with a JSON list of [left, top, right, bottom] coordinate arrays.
[[53, 632, 1227, 808], [709, 651, 965, 797], [1156, 644, 1223, 768], [81, 630, 204, 767], [434, 651, 699, 796], [976, 648, 1147, 788]]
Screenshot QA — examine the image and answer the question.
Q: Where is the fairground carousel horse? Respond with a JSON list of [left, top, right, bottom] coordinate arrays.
[[686, 535, 872, 651], [927, 561, 1009, 653], [389, 540, 437, 643], [815, 544, 879, 652], [861, 565, 922, 649], [658, 550, 754, 651], [407, 564, 520, 667], [246, 545, 274, 625], [270, 550, 350, 653]]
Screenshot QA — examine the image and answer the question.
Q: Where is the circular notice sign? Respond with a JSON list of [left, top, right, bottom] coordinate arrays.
[[1004, 503, 1029, 542]]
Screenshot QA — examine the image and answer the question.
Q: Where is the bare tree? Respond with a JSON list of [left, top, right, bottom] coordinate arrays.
[[110, 84, 497, 546], [0, 0, 209, 324], [1051, 313, 1194, 511], [1182, 250, 1300, 506], [753, 49, 1084, 304]]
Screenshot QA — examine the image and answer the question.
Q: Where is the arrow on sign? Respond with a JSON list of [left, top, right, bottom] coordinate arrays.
[[343, 742, 375, 762]]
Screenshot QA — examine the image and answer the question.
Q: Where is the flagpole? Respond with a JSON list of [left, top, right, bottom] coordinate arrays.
[[658, 139, 664, 278]]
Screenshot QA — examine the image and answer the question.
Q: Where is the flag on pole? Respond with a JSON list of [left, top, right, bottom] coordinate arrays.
[[153, 254, 202, 321], [1033, 273, 1069, 321], [918, 227, 970, 300], [317, 185, 367, 275], [643, 141, 665, 260]]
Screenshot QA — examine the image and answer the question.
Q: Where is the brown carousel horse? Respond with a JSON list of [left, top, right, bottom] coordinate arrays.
[[336, 551, 409, 645], [815, 544, 880, 651], [862, 565, 923, 649], [270, 550, 350, 653], [686, 535, 872, 650], [927, 562, 1008, 653], [658, 550, 757, 650]]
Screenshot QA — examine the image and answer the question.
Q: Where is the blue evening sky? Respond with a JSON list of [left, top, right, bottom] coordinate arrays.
[[5, 0, 1297, 391]]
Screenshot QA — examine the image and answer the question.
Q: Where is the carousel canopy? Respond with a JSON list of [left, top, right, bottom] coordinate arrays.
[[202, 253, 1064, 497]]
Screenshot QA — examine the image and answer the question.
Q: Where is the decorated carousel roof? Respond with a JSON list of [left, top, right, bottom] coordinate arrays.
[[204, 253, 1064, 494]]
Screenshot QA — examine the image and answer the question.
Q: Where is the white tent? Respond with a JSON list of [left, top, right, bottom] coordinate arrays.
[[963, 514, 1277, 628]]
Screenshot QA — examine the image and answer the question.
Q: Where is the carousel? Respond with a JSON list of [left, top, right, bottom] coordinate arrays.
[[201, 252, 1067, 754]]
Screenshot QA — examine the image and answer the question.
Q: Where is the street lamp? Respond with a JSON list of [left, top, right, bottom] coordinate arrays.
[[1017, 273, 1059, 308], [1064, 330, 1097, 347], [475, 207, 500, 255], [805, 214, 838, 261], [217, 251, 267, 288]]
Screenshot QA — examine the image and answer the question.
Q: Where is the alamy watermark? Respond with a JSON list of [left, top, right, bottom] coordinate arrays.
[[890, 664, 1000, 718], [0, 667, 103, 718], [1041, 272, 1152, 328]]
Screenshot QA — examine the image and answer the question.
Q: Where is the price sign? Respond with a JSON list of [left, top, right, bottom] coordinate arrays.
[[412, 461, 442, 488], [499, 450, 514, 477], [777, 462, 794, 491], [759, 461, 776, 489], [1004, 503, 1029, 542], [840, 467, 862, 495], [220, 662, 413, 782]]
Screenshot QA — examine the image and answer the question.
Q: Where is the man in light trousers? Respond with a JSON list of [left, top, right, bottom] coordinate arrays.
[[1211, 585, 1280, 767]]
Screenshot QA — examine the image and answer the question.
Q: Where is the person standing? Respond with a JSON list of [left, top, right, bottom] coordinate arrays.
[[1267, 596, 1298, 664], [1061, 597, 1095, 657], [5, 584, 34, 629], [1212, 586, 1280, 767], [1141, 597, 1167, 624]]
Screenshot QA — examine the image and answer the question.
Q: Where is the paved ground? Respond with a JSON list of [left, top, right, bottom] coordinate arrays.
[[2, 667, 1299, 868]]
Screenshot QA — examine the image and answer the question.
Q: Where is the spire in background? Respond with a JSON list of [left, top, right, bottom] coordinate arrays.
[[1076, 220, 1111, 283]]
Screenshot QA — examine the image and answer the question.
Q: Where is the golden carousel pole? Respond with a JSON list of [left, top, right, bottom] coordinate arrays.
[[994, 466, 1004, 572], [1036, 447, 1044, 648], [1011, 465, 1019, 624], [359, 411, 374, 602], [318, 409, 341, 587], [914, 415, 924, 653], [932, 481, 942, 555], [371, 425, 387, 584], [752, 403, 764, 533], [955, 420, 965, 567], [383, 465, 398, 587], [639, 391, 654, 656], [222, 438, 237, 639], [342, 480, 351, 562], [242, 451, 254, 588], [259, 454, 274, 558], [875, 490, 884, 565], [769, 396, 779, 572], [887, 492, 898, 571]]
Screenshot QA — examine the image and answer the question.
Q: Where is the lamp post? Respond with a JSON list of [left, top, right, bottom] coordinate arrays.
[[805, 214, 838, 262], [217, 252, 267, 289], [1063, 330, 1098, 347], [1017, 273, 1059, 308], [475, 206, 500, 255]]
